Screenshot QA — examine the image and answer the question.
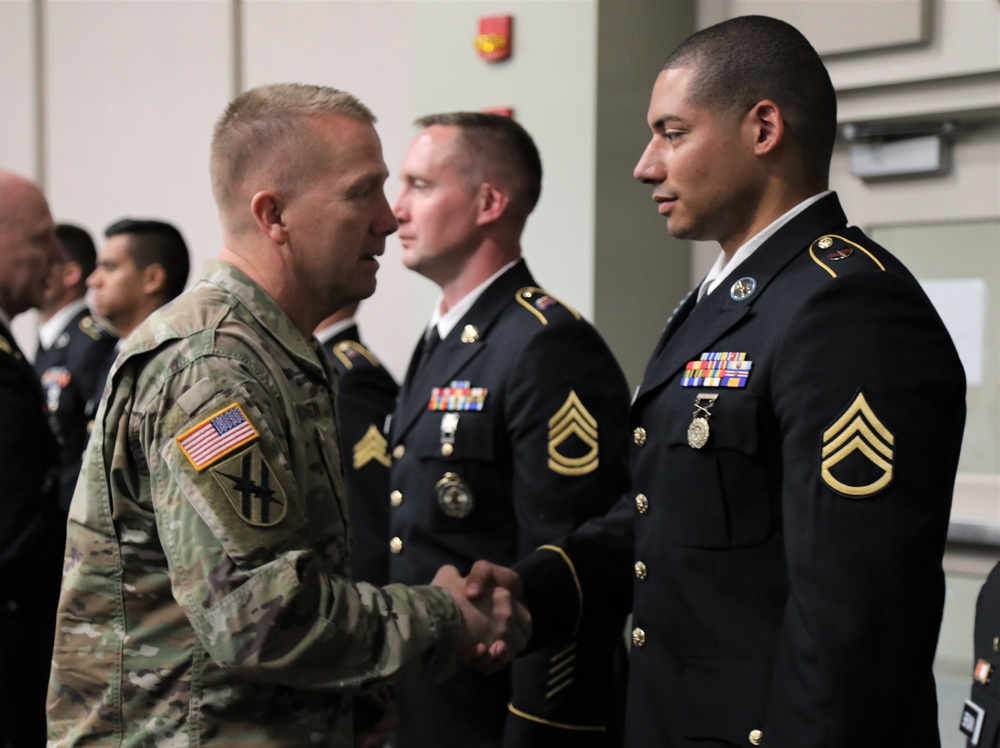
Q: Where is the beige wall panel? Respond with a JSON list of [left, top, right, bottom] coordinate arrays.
[[0, 0, 38, 179], [704, 0, 930, 56], [831, 127, 1000, 229], [44, 0, 232, 301], [243, 0, 416, 379]]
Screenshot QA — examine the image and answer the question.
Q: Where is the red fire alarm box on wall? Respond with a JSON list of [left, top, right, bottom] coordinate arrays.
[[475, 15, 513, 62]]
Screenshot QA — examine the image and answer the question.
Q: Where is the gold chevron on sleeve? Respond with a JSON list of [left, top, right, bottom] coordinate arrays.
[[547, 390, 599, 476], [820, 391, 894, 497], [353, 424, 391, 469]]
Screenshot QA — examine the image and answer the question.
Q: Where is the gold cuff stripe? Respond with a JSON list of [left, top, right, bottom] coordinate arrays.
[[537, 544, 583, 633], [545, 677, 574, 700], [809, 234, 887, 277], [507, 703, 606, 732]]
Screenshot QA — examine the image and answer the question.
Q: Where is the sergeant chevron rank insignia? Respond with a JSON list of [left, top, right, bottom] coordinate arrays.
[[211, 448, 287, 526], [353, 424, 390, 469], [548, 390, 599, 476], [821, 391, 894, 497]]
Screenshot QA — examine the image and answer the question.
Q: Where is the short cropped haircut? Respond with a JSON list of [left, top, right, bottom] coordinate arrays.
[[664, 15, 837, 184], [104, 218, 190, 301], [55, 223, 97, 280], [415, 112, 543, 224], [210, 83, 376, 231]]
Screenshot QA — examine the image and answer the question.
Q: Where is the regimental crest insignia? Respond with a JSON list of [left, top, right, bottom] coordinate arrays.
[[211, 448, 287, 526], [547, 390, 599, 476], [353, 423, 391, 469], [821, 391, 894, 498]]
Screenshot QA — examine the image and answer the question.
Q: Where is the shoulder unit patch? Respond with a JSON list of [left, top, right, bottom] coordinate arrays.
[[821, 391, 894, 498], [548, 390, 599, 476], [211, 447, 287, 526]]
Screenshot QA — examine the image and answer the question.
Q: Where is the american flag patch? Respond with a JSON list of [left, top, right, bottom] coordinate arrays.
[[176, 403, 259, 471]]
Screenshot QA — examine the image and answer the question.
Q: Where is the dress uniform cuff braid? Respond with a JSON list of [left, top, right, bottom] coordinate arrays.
[[514, 545, 584, 649]]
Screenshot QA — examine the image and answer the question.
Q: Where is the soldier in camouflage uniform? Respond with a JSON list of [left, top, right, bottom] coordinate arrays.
[[46, 83, 529, 747]]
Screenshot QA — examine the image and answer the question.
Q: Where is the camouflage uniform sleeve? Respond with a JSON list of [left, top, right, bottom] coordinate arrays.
[[140, 352, 461, 691]]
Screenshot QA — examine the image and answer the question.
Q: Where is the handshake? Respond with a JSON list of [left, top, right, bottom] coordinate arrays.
[[432, 561, 530, 674]]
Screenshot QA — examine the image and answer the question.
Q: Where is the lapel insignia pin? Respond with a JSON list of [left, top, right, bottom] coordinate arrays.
[[730, 277, 757, 301], [974, 658, 993, 685], [460, 325, 479, 343], [817, 236, 834, 249]]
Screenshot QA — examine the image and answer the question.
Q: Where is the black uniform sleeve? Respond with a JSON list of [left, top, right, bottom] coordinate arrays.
[[764, 271, 965, 745], [501, 317, 632, 745]]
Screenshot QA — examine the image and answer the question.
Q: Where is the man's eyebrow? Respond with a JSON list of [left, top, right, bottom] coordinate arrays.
[[651, 114, 683, 131]]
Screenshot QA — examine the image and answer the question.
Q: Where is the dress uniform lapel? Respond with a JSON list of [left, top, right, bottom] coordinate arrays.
[[392, 260, 534, 442], [635, 193, 849, 404], [0, 320, 45, 401]]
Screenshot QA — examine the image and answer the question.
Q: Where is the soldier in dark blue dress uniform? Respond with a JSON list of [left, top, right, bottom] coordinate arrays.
[[0, 170, 66, 748], [83, 217, 190, 418], [315, 301, 398, 586], [961, 560, 1000, 747], [468, 16, 967, 748], [388, 113, 631, 748], [34, 223, 118, 511]]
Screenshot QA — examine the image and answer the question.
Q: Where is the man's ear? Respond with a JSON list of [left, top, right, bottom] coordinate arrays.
[[250, 190, 288, 244], [475, 183, 509, 227], [141, 263, 167, 297], [749, 100, 784, 156], [63, 260, 84, 289]]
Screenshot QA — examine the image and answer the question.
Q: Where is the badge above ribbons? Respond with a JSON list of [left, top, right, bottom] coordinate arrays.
[[548, 390, 599, 476], [821, 391, 894, 498]]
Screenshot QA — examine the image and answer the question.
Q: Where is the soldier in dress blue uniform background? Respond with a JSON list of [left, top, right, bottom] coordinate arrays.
[[34, 223, 118, 511], [961, 560, 1000, 747], [315, 300, 398, 587], [84, 217, 190, 419], [388, 112, 631, 748], [0, 170, 65, 747], [466, 15, 967, 748]]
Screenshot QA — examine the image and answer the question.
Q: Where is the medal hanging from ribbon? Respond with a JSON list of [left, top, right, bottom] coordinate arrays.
[[687, 393, 718, 449]]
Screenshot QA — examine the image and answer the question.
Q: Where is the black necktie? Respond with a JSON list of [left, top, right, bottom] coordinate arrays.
[[417, 328, 441, 374]]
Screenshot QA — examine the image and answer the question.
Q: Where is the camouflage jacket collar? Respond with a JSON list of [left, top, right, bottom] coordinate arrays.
[[203, 260, 328, 379]]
